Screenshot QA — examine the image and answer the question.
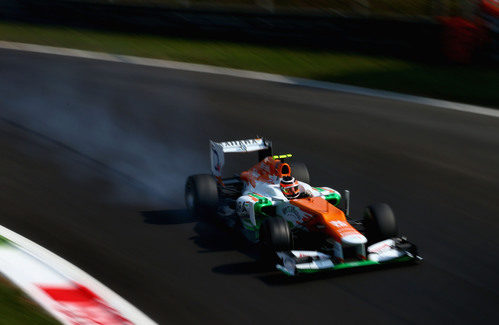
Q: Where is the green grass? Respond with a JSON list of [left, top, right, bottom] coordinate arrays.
[[0, 21, 497, 107], [0, 277, 59, 325]]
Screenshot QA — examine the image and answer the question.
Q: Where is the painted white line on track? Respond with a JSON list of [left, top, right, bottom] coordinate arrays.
[[0, 224, 157, 325], [0, 40, 497, 118]]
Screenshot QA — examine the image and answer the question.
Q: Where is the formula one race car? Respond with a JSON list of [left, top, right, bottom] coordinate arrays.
[[185, 138, 421, 276]]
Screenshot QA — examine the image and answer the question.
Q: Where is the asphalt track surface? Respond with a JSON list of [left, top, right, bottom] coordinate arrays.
[[0, 48, 498, 324]]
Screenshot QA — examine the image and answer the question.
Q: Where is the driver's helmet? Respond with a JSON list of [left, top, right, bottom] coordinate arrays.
[[280, 176, 300, 199]]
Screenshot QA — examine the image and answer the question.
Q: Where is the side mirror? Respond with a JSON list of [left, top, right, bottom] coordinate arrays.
[[344, 190, 350, 218]]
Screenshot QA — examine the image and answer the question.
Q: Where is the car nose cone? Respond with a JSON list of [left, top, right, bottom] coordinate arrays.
[[342, 234, 367, 246]]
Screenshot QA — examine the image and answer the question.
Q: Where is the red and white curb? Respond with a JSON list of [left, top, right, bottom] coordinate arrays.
[[0, 225, 157, 325]]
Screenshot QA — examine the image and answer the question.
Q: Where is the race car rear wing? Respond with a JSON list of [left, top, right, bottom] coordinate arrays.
[[210, 138, 272, 178]]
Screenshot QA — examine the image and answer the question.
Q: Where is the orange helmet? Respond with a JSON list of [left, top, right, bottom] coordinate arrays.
[[280, 176, 300, 199]]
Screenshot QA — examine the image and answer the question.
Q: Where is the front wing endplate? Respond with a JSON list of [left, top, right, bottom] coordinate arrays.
[[275, 237, 422, 276]]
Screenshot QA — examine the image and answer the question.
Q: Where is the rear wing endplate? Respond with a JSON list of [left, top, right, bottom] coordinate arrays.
[[210, 138, 272, 178]]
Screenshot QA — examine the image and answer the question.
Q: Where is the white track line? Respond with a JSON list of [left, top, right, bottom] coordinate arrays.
[[0, 225, 157, 325], [0, 40, 497, 118]]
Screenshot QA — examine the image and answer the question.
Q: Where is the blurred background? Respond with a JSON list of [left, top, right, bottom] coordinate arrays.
[[17, 0, 492, 17], [0, 0, 497, 107]]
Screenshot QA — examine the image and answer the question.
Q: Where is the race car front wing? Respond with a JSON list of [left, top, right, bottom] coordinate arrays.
[[275, 237, 422, 276]]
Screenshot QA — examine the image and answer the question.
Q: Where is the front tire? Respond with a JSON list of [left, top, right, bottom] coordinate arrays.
[[185, 174, 219, 219], [259, 217, 293, 265], [363, 203, 398, 242]]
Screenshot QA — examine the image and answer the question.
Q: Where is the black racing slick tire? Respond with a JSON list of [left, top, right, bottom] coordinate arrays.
[[363, 203, 398, 242], [259, 217, 293, 265], [185, 174, 219, 219], [290, 162, 310, 184]]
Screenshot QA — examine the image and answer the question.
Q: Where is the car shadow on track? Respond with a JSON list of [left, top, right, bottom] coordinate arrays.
[[141, 208, 272, 276], [191, 221, 279, 277]]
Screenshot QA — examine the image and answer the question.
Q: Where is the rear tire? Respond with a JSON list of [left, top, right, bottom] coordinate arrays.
[[363, 203, 398, 242], [185, 174, 219, 219], [259, 217, 293, 265], [290, 162, 310, 184]]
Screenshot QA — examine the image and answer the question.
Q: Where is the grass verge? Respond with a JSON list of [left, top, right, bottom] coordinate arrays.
[[0, 277, 59, 325], [0, 21, 497, 107]]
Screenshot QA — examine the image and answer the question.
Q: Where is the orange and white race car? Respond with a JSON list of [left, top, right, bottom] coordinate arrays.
[[185, 138, 421, 276]]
